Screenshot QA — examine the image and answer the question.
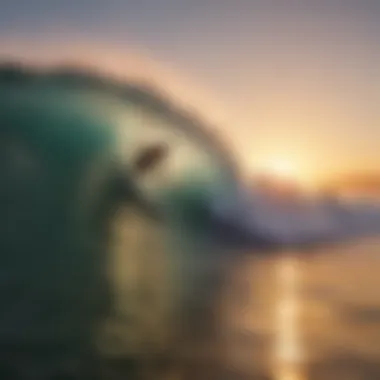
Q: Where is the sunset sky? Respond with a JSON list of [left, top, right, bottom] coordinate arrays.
[[1, 0, 379, 186]]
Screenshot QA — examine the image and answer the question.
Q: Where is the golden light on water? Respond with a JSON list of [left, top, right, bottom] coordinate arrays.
[[273, 254, 306, 380]]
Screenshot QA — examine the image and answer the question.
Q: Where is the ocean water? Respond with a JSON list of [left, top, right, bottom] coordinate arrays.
[[104, 221, 380, 379], [216, 236, 380, 380]]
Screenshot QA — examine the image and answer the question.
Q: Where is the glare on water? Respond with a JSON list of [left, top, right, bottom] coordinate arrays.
[[273, 253, 306, 380], [219, 238, 380, 379]]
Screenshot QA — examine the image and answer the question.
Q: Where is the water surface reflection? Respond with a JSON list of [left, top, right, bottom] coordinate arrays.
[[273, 254, 305, 380], [220, 236, 380, 379]]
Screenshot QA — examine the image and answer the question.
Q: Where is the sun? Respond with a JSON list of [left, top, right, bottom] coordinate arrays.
[[258, 158, 300, 181], [267, 161, 297, 179]]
